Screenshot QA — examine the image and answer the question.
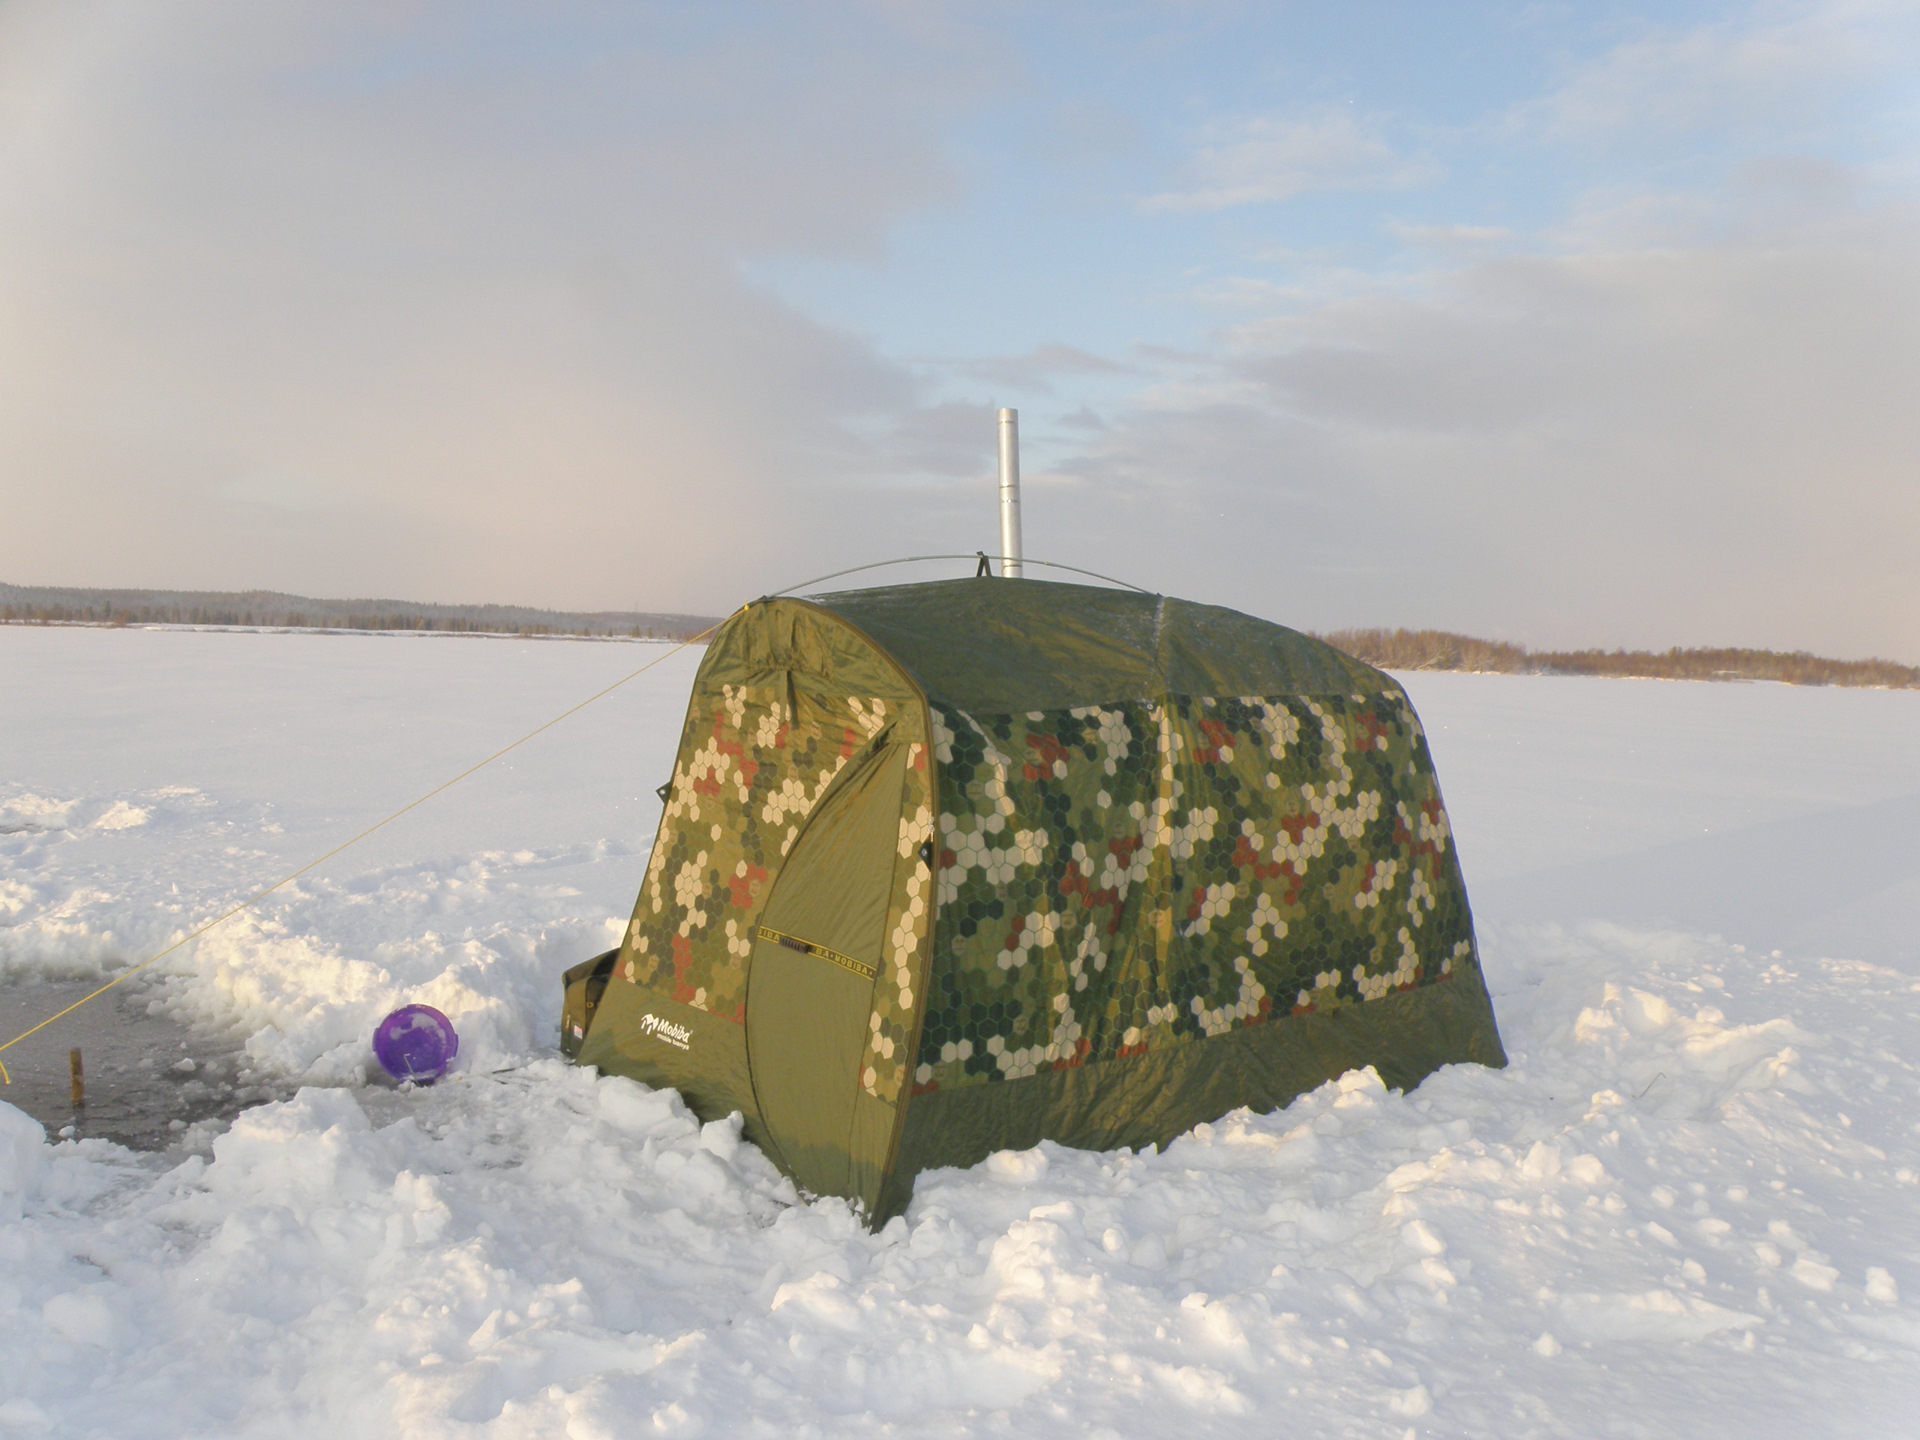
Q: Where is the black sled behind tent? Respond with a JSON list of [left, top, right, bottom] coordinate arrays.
[[565, 578, 1504, 1221]]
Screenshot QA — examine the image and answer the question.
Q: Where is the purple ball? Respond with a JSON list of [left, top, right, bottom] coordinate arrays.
[[372, 1004, 460, 1084]]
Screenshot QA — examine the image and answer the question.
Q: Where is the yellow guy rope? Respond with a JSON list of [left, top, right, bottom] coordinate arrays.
[[0, 618, 729, 1084]]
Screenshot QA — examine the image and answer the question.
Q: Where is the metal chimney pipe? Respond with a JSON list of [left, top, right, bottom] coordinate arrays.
[[997, 407, 1024, 579]]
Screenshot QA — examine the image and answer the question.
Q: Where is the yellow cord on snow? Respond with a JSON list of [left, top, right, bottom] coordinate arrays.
[[0, 618, 729, 1084]]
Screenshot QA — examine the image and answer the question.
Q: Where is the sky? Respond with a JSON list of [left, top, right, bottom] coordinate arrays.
[[1, 0, 1916, 658]]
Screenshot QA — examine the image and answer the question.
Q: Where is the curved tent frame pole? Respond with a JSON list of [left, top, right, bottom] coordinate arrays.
[[768, 554, 1153, 599]]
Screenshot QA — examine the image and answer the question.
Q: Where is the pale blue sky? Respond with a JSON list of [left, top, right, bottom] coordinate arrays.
[[3, 1, 1917, 657], [748, 1, 1919, 450]]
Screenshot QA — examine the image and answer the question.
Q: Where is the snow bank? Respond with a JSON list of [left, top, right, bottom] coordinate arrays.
[[0, 627, 692, 1065], [4, 926, 1918, 1436], [3, 628, 1919, 1435]]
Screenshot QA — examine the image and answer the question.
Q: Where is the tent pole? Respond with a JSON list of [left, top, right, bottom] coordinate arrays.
[[997, 407, 1024, 579]]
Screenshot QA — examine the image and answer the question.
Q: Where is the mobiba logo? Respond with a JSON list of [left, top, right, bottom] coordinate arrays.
[[639, 1013, 692, 1051]]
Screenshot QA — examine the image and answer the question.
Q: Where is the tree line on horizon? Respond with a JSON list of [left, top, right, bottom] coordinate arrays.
[[6, 584, 1913, 688], [0, 584, 719, 642], [1317, 628, 1920, 689]]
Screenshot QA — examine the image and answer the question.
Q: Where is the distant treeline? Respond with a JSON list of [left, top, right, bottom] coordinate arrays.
[[10, 584, 1912, 685], [0, 584, 721, 641], [1318, 628, 1920, 689]]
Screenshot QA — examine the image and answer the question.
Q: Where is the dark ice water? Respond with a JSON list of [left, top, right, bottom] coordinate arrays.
[[0, 978, 296, 1149]]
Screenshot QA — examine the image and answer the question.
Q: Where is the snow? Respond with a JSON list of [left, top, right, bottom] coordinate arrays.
[[4, 625, 1920, 1437]]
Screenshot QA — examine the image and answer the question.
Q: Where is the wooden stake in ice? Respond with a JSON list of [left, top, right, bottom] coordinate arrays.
[[69, 1048, 84, 1108]]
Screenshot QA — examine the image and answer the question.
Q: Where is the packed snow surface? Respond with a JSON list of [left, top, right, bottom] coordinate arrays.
[[3, 625, 1919, 1437]]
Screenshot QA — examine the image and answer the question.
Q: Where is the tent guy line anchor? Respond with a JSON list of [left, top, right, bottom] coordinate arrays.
[[0, 615, 730, 1083]]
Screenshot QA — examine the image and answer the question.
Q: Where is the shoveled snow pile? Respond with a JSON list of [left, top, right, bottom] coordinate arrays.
[[3, 627, 1919, 1437]]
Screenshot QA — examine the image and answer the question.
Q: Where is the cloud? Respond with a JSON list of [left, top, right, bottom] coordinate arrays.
[[1387, 222, 1514, 251], [1516, 0, 1920, 146], [0, 1, 997, 612], [944, 343, 1134, 391], [1058, 213, 1920, 662], [1143, 111, 1442, 213], [2, 0, 1913, 667], [1057, 406, 1109, 432]]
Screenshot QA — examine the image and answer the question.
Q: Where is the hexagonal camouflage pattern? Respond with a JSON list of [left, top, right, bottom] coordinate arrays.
[[912, 686, 1478, 1093], [621, 681, 911, 1023]]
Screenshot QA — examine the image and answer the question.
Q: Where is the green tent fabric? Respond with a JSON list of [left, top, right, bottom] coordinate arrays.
[[566, 578, 1505, 1222]]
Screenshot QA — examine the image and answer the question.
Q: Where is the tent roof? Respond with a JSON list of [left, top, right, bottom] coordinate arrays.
[[806, 578, 1379, 713]]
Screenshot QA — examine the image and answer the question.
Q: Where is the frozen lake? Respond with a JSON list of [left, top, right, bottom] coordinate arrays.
[[3, 623, 1918, 1437]]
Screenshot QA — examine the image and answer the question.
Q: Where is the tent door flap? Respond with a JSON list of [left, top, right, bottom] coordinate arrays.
[[744, 739, 909, 1201]]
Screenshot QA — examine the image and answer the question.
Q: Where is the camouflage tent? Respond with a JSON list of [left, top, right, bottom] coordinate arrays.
[[563, 578, 1504, 1222]]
